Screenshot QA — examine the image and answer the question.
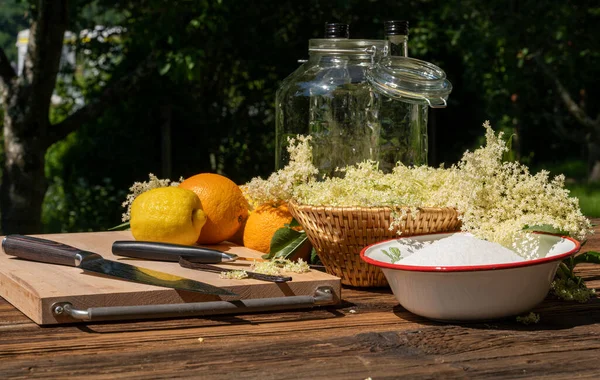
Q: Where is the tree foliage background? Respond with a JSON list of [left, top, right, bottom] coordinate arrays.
[[0, 0, 599, 233]]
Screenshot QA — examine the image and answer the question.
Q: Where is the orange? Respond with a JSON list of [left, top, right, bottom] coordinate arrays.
[[229, 185, 252, 246], [228, 213, 248, 246], [179, 173, 249, 244], [243, 201, 293, 253]]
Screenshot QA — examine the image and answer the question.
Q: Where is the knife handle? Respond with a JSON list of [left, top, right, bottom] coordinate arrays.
[[112, 241, 233, 264], [2, 234, 99, 267]]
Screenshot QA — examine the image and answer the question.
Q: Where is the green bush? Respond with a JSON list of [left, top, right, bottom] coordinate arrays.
[[566, 183, 600, 218], [42, 176, 126, 232]]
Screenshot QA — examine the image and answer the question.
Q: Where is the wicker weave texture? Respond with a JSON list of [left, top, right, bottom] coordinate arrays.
[[289, 202, 461, 287]]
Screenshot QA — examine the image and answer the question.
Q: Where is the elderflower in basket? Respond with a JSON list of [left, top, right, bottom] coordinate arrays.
[[243, 121, 593, 290]]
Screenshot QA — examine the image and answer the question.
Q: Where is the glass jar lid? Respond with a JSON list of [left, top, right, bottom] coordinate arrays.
[[367, 56, 452, 108]]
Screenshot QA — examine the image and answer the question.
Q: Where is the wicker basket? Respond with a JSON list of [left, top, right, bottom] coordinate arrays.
[[289, 201, 461, 287]]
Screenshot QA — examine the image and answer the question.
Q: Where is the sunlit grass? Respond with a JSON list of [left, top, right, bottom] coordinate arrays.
[[567, 183, 600, 218]]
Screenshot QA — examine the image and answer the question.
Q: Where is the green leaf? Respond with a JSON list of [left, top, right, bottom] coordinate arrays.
[[573, 251, 600, 266], [273, 234, 309, 260], [503, 133, 517, 161], [556, 261, 575, 280], [270, 227, 302, 252], [264, 227, 309, 260], [108, 221, 130, 231], [159, 63, 171, 75], [286, 218, 302, 229], [523, 224, 569, 235], [381, 246, 403, 263]]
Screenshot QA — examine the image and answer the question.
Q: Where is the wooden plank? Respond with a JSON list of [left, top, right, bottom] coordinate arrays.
[[0, 220, 598, 378], [0, 231, 341, 325], [0, 279, 599, 379]]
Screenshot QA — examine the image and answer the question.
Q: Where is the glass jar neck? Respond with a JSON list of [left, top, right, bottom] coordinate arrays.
[[387, 34, 408, 57]]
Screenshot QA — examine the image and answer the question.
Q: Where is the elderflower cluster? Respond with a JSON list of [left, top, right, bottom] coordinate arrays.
[[293, 161, 455, 232], [121, 173, 183, 221], [252, 258, 311, 275], [280, 258, 311, 273], [241, 135, 318, 207], [293, 160, 456, 232], [551, 277, 596, 303], [219, 270, 248, 280], [441, 121, 592, 248], [516, 312, 540, 325], [257, 121, 592, 254], [295, 160, 432, 208]]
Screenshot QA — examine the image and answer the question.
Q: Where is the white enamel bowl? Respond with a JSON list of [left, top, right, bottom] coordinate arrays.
[[360, 232, 580, 321]]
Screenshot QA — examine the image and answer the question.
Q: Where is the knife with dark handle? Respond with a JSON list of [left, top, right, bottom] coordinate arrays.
[[178, 257, 293, 283], [112, 240, 238, 263], [3, 234, 99, 266], [2, 235, 237, 296]]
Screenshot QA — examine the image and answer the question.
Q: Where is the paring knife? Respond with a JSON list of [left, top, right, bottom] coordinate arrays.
[[2, 235, 237, 296], [178, 257, 292, 283], [112, 240, 291, 283]]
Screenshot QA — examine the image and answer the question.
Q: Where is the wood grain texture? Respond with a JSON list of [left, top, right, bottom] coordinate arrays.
[[0, 221, 599, 379], [0, 231, 341, 325]]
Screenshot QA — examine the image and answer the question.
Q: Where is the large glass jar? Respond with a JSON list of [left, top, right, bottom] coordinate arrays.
[[275, 38, 451, 176]]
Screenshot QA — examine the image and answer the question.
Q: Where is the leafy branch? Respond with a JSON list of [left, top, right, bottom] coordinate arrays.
[[48, 54, 159, 147], [532, 51, 600, 133]]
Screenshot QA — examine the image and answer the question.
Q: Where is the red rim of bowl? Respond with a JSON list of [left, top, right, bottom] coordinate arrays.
[[359, 232, 581, 272]]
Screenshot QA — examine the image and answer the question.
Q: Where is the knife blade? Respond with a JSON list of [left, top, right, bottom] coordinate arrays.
[[112, 241, 283, 282], [178, 257, 292, 283], [2, 235, 237, 297], [112, 240, 266, 263]]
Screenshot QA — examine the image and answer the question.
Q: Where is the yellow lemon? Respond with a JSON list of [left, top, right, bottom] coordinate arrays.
[[130, 187, 207, 245]]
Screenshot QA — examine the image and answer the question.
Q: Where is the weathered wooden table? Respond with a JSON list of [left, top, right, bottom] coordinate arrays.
[[1, 222, 599, 379]]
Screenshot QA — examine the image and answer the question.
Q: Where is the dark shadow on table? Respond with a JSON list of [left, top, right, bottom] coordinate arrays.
[[391, 295, 600, 331], [69, 305, 350, 334], [65, 295, 356, 334]]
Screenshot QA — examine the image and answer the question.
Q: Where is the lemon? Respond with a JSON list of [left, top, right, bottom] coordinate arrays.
[[130, 187, 207, 245]]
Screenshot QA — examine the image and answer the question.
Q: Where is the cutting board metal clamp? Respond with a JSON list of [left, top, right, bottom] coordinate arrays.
[[51, 286, 336, 322]]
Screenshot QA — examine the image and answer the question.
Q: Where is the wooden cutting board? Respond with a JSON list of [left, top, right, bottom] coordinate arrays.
[[0, 231, 341, 325]]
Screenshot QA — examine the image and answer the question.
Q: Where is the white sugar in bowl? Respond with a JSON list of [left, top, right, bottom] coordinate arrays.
[[360, 232, 580, 321]]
